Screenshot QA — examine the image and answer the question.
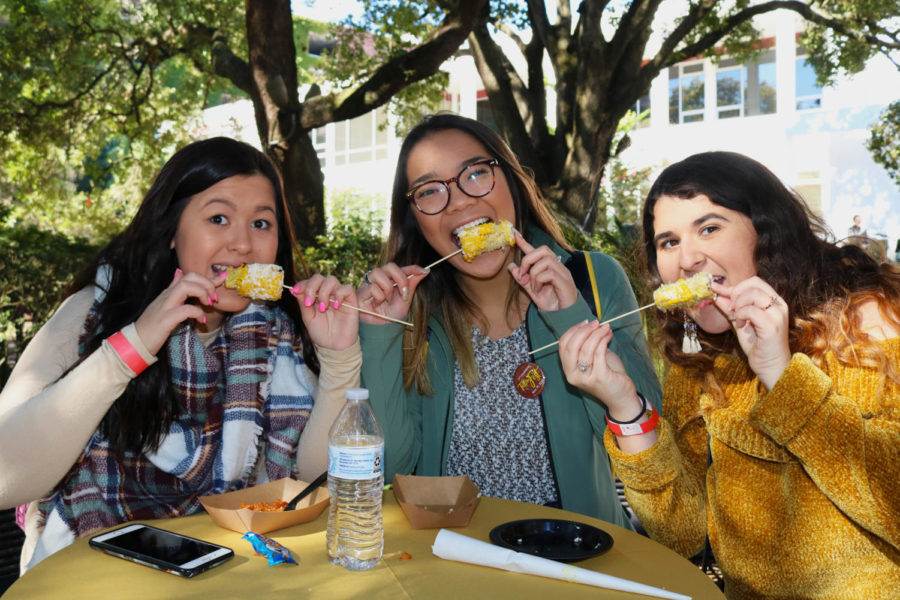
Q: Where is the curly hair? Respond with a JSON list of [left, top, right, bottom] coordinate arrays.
[[641, 151, 900, 405]]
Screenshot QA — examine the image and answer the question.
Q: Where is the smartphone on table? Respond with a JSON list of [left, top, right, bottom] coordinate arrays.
[[89, 523, 234, 578]]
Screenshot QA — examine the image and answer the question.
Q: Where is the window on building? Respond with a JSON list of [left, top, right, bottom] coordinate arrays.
[[795, 49, 822, 110], [716, 51, 776, 119], [795, 170, 822, 215], [312, 126, 327, 167], [476, 97, 499, 133], [634, 92, 650, 127], [328, 106, 391, 166], [669, 63, 705, 124]]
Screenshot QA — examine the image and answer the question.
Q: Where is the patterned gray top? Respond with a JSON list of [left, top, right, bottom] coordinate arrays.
[[445, 322, 558, 505]]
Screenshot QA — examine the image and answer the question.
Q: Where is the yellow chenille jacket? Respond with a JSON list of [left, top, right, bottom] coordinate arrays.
[[607, 340, 900, 600]]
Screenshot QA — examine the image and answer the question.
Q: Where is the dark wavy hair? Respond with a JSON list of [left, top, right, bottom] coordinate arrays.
[[641, 151, 900, 399], [385, 113, 569, 392], [64, 137, 317, 456]]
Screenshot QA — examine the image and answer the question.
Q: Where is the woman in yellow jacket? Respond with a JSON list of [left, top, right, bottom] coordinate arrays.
[[559, 151, 900, 599]]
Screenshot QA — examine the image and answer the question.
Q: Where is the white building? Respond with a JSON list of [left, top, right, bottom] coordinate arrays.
[[202, 8, 900, 257]]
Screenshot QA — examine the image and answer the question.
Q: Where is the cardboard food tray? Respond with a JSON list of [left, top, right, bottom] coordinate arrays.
[[199, 477, 330, 534], [392, 474, 481, 529]]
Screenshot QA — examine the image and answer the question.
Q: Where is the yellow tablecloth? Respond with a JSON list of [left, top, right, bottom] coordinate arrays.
[[6, 494, 724, 599]]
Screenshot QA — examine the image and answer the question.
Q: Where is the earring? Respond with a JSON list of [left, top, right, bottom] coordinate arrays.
[[682, 312, 701, 354]]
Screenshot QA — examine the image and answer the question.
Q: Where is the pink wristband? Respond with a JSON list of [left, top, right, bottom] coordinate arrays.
[[107, 331, 149, 375]]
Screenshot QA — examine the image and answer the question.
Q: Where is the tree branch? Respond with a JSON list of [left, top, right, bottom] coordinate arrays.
[[467, 23, 541, 177], [299, 0, 488, 128], [180, 22, 253, 95]]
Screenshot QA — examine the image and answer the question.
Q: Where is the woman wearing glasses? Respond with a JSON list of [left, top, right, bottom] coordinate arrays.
[[357, 113, 661, 525]]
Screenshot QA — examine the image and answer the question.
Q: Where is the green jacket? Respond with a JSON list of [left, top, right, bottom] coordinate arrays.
[[360, 230, 661, 528]]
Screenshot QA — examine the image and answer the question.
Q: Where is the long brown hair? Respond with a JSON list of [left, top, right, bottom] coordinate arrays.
[[641, 151, 900, 403], [64, 137, 317, 456], [386, 113, 569, 393]]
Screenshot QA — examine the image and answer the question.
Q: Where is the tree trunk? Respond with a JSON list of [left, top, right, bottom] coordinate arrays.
[[245, 0, 325, 246]]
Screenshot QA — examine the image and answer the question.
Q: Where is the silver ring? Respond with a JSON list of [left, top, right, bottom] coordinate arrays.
[[363, 270, 373, 286], [556, 255, 562, 262], [763, 294, 778, 310], [577, 361, 591, 372]]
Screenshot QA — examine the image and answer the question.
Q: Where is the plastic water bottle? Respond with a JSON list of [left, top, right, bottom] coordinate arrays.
[[326, 387, 384, 570]]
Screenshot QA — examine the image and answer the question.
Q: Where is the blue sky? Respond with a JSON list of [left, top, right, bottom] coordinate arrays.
[[291, 0, 364, 22]]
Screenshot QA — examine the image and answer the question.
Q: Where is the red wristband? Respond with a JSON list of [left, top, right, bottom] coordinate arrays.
[[107, 331, 149, 376], [606, 394, 659, 436]]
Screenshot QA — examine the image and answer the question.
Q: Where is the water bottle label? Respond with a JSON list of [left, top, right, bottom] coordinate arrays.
[[328, 443, 384, 480]]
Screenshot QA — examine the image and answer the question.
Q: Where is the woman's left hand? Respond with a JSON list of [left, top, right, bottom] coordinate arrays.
[[508, 231, 578, 311], [290, 275, 359, 351], [559, 320, 637, 411], [712, 276, 791, 391]]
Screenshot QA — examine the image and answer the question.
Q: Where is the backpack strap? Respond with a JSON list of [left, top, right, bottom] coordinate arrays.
[[564, 250, 602, 320]]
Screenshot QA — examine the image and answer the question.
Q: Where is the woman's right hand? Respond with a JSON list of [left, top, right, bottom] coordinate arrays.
[[558, 320, 641, 419], [356, 263, 428, 325], [135, 269, 225, 355]]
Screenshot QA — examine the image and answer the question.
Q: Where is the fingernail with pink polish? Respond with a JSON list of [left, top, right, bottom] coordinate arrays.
[[304, 297, 313, 307], [202, 316, 207, 324], [318, 301, 326, 313], [213, 292, 219, 303], [207, 296, 213, 306], [333, 299, 340, 309]]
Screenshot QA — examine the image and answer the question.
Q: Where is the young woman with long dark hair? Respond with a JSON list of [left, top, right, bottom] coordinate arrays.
[[0, 137, 361, 570]]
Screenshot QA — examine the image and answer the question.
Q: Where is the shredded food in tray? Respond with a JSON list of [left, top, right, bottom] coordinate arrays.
[[240, 500, 289, 512]]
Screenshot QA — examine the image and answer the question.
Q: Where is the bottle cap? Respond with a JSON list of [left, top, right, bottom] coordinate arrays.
[[345, 387, 370, 400]]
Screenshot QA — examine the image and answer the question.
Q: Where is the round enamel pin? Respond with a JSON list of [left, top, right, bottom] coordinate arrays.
[[513, 361, 546, 398]]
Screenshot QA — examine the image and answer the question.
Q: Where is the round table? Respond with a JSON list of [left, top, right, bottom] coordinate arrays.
[[6, 494, 724, 599]]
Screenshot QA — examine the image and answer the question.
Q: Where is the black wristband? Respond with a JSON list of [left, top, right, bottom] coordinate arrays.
[[605, 392, 648, 424]]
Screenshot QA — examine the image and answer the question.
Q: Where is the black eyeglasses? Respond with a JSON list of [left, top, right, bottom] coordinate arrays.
[[405, 159, 498, 215]]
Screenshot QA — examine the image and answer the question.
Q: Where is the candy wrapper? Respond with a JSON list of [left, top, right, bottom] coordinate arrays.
[[242, 531, 297, 566]]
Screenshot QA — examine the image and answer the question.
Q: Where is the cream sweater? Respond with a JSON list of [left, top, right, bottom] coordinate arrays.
[[607, 342, 900, 599], [0, 287, 361, 569]]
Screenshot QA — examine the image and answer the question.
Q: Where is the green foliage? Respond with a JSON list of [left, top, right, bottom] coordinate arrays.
[[0, 0, 246, 237], [317, 0, 450, 134], [0, 206, 105, 385], [798, 0, 886, 88], [594, 111, 652, 232], [556, 106, 654, 306], [300, 191, 386, 287], [867, 101, 900, 188]]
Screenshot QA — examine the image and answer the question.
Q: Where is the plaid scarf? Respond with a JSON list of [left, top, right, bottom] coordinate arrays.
[[35, 294, 314, 549]]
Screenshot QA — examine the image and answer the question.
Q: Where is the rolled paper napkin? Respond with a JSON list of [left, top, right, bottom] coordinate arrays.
[[431, 529, 690, 600]]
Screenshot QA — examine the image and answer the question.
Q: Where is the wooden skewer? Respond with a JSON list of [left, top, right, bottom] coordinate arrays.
[[421, 249, 463, 273], [342, 303, 414, 327], [282, 285, 414, 327], [383, 249, 463, 288], [390, 249, 464, 286], [528, 302, 655, 355]]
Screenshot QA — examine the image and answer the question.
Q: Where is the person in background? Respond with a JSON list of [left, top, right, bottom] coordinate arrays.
[[0, 137, 361, 570], [848, 214, 866, 237], [356, 113, 661, 527], [559, 151, 900, 599]]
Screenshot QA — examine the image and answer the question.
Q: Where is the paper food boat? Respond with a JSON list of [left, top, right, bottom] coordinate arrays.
[[392, 474, 481, 529], [199, 477, 330, 534]]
